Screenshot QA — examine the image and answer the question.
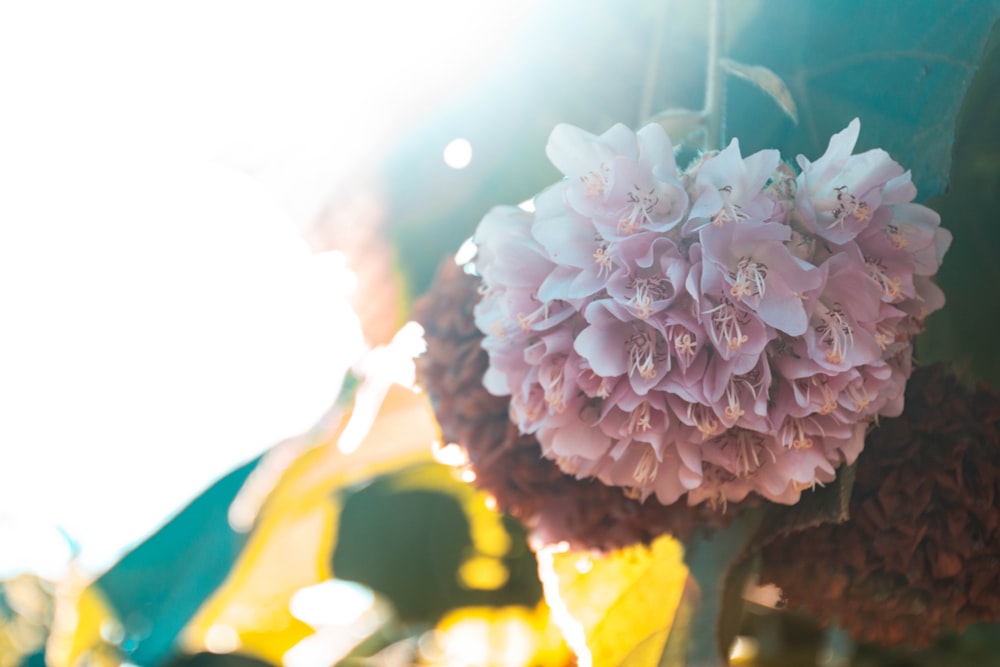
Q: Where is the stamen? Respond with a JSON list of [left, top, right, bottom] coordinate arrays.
[[723, 379, 745, 423], [555, 456, 581, 475], [706, 300, 750, 351], [874, 323, 895, 351], [515, 397, 544, 424], [539, 356, 567, 412], [517, 303, 549, 331], [886, 224, 909, 249], [623, 486, 643, 500], [593, 243, 613, 277], [831, 185, 871, 228], [844, 383, 872, 414], [626, 401, 652, 434], [729, 256, 768, 302], [724, 430, 772, 477], [811, 377, 838, 415], [632, 445, 659, 485], [815, 302, 853, 364], [779, 418, 813, 450], [669, 326, 697, 371], [629, 276, 669, 319], [687, 403, 722, 440], [626, 328, 660, 380], [490, 321, 507, 339], [702, 464, 737, 512], [864, 256, 903, 300], [711, 185, 747, 226], [581, 169, 606, 199], [619, 212, 642, 235], [738, 366, 764, 399], [619, 185, 660, 234], [596, 378, 612, 399]]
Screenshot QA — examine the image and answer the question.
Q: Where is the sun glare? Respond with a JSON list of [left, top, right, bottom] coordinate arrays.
[[0, 0, 536, 574]]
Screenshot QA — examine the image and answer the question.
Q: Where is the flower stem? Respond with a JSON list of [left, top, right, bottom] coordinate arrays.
[[703, 0, 726, 150], [659, 510, 762, 667], [638, 0, 670, 124]]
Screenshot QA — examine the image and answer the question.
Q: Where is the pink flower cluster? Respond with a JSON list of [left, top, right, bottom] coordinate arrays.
[[472, 119, 950, 507]]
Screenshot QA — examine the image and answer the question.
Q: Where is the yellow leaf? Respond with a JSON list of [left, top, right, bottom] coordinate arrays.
[[538, 535, 689, 667], [183, 383, 441, 664], [47, 569, 122, 667], [430, 604, 572, 667]]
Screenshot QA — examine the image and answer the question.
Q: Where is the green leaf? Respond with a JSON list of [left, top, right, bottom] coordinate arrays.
[[332, 462, 541, 624], [918, 29, 1000, 387], [726, 0, 1000, 200], [333, 484, 472, 623]]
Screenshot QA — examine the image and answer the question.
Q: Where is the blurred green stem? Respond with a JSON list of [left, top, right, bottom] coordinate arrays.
[[703, 0, 726, 150], [639, 0, 669, 123], [662, 510, 761, 667], [818, 626, 854, 667]]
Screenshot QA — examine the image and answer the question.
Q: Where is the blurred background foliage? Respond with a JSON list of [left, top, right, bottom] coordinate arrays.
[[4, 1, 1000, 666]]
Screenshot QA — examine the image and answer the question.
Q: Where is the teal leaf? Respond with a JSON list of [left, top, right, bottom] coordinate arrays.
[[918, 30, 1000, 386], [726, 0, 1000, 200], [377, 1, 999, 298], [94, 456, 262, 666]]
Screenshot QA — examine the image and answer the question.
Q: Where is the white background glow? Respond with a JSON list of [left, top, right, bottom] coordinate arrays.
[[0, 0, 534, 574]]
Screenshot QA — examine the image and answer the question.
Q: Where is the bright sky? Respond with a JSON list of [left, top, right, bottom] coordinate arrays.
[[0, 0, 533, 575]]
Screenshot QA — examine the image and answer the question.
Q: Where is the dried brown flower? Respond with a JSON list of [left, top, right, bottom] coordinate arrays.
[[414, 259, 740, 552], [759, 363, 1000, 647]]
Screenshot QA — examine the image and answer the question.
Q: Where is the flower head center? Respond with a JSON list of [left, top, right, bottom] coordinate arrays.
[[723, 379, 745, 423], [668, 325, 698, 371], [631, 445, 659, 487], [627, 401, 653, 434], [874, 322, 896, 351], [779, 418, 814, 450], [864, 256, 902, 301], [831, 185, 871, 228], [516, 302, 550, 331], [706, 300, 750, 351], [886, 224, 909, 249], [729, 256, 768, 302], [688, 403, 722, 440], [596, 377, 612, 399], [723, 430, 772, 478], [539, 355, 568, 412], [812, 377, 838, 415], [816, 302, 853, 365], [593, 243, 614, 277], [618, 184, 660, 234], [626, 327, 660, 380], [845, 383, 872, 414], [629, 276, 669, 319], [581, 169, 607, 199], [711, 185, 747, 226]]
